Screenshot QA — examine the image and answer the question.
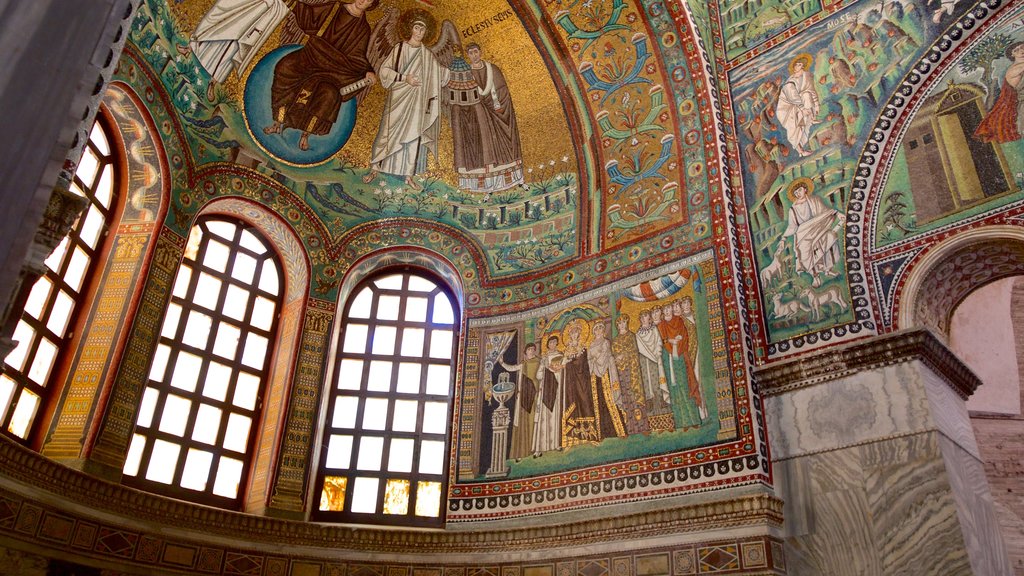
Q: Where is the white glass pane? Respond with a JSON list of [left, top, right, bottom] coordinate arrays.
[[223, 285, 250, 321], [241, 333, 268, 368], [426, 365, 451, 395], [231, 253, 257, 284], [95, 165, 113, 209], [193, 273, 222, 310], [372, 326, 396, 355], [239, 229, 267, 254], [392, 400, 417, 432], [6, 322, 33, 371], [350, 477, 378, 513], [44, 237, 68, 273], [79, 206, 104, 250], [349, 289, 372, 319], [223, 413, 251, 452], [192, 404, 222, 445], [90, 122, 110, 155], [405, 297, 428, 322], [76, 149, 100, 188], [136, 387, 159, 428], [397, 363, 422, 393], [251, 296, 275, 331], [182, 311, 213, 349], [28, 337, 57, 385], [65, 247, 90, 292], [205, 220, 237, 242], [203, 362, 231, 401], [161, 303, 182, 339], [0, 376, 16, 422], [333, 396, 358, 428], [203, 240, 230, 273], [149, 344, 171, 381], [367, 361, 392, 392], [46, 289, 75, 336], [429, 330, 453, 359], [212, 457, 242, 498], [172, 265, 192, 299], [356, 436, 383, 471], [401, 328, 424, 356], [325, 434, 353, 469], [233, 372, 260, 411], [213, 323, 240, 360], [337, 359, 363, 390], [145, 439, 181, 484], [184, 227, 203, 261], [432, 294, 455, 325], [377, 295, 400, 320], [419, 440, 445, 475], [363, 398, 388, 430], [8, 389, 40, 438], [180, 449, 213, 491], [170, 351, 202, 392], [343, 324, 368, 354], [24, 277, 52, 320], [423, 402, 448, 434], [258, 262, 279, 296], [407, 275, 435, 292], [374, 275, 403, 289], [159, 394, 192, 436], [415, 481, 442, 517], [123, 434, 146, 477], [388, 438, 414, 472]]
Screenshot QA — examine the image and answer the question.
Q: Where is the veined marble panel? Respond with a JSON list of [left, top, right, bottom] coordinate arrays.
[[920, 362, 982, 460], [765, 363, 932, 460]]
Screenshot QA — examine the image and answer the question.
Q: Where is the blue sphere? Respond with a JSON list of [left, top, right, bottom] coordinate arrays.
[[243, 44, 358, 166]]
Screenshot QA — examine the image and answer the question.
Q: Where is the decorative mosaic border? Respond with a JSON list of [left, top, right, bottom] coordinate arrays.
[[0, 436, 782, 558]]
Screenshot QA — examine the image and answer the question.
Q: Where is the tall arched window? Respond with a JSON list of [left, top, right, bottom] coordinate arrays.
[[0, 120, 119, 442], [121, 217, 282, 509], [314, 270, 458, 527]]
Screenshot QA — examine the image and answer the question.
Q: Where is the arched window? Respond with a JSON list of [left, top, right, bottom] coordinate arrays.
[[0, 120, 119, 442], [121, 217, 282, 509], [314, 270, 458, 527]]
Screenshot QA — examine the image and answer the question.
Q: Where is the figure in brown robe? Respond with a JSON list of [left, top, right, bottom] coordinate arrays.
[[264, 0, 379, 150]]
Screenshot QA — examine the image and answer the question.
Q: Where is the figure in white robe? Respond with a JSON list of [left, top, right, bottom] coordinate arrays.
[[635, 309, 671, 428], [178, 0, 288, 101], [364, 15, 451, 189], [782, 178, 844, 286], [533, 336, 564, 456], [775, 54, 819, 157]]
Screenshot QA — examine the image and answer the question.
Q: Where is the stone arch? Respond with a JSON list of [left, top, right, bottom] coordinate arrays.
[[896, 226, 1024, 339]]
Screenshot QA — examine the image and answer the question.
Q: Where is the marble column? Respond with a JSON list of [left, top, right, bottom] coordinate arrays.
[[756, 329, 1012, 576]]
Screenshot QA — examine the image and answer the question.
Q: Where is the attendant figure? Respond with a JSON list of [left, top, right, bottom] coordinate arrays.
[[532, 335, 563, 456], [657, 303, 700, 430], [611, 314, 650, 435], [675, 298, 705, 421], [635, 309, 671, 431], [499, 343, 540, 462], [585, 321, 627, 440]]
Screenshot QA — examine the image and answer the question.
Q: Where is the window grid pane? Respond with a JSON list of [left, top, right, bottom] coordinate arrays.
[[0, 120, 118, 442], [122, 218, 282, 509], [314, 271, 458, 527]]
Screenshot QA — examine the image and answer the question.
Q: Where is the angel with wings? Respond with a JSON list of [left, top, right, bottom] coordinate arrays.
[[362, 8, 461, 189]]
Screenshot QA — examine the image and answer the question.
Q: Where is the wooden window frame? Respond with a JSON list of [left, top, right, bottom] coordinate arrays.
[[313, 269, 459, 527], [122, 217, 282, 510]]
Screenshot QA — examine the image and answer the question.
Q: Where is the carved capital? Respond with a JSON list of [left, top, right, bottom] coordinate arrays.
[[35, 183, 89, 253]]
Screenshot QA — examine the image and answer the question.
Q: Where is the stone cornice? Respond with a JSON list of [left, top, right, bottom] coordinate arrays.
[[0, 436, 782, 554], [753, 328, 980, 399]]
